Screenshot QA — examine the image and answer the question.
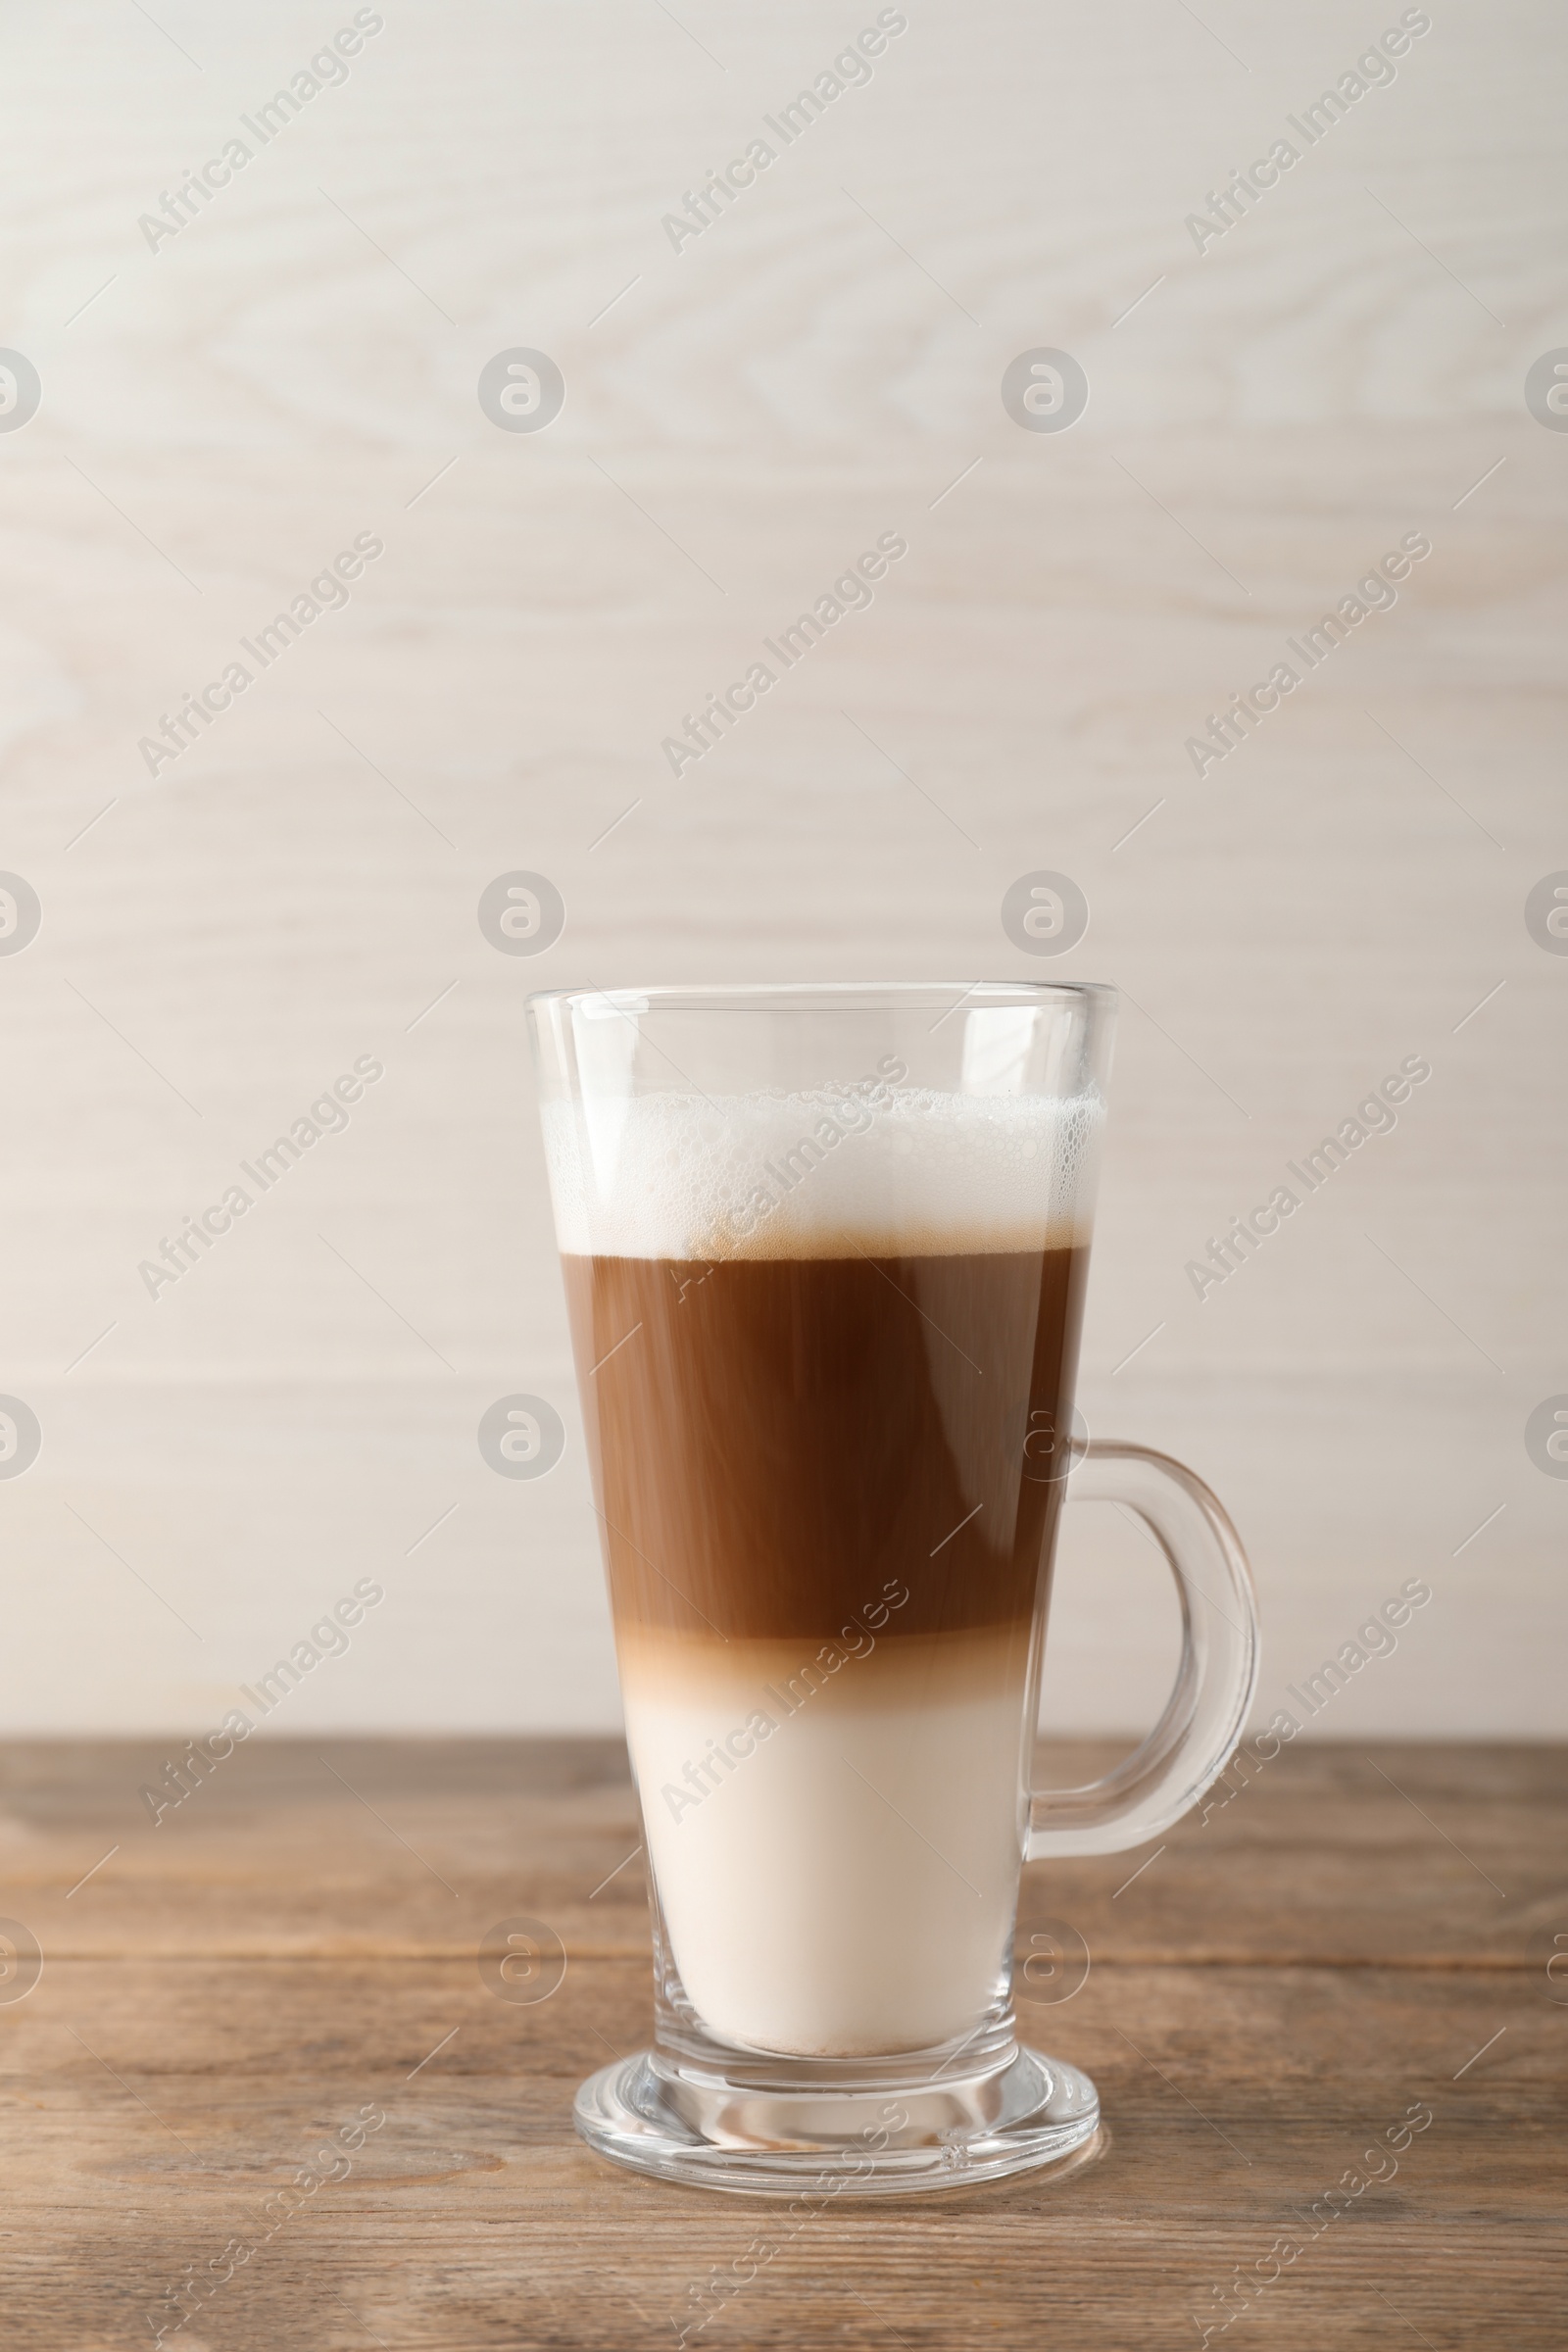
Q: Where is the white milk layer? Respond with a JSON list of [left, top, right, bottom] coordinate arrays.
[[619, 1630, 1032, 2056], [542, 1082, 1102, 1261]]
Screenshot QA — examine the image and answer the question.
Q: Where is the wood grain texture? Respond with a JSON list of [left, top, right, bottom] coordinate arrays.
[[0, 0, 1565, 1738], [4, 1736, 1565, 1966], [0, 1738, 1564, 2348]]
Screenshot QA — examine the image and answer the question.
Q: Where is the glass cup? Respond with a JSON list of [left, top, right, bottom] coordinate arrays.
[[528, 982, 1258, 2195]]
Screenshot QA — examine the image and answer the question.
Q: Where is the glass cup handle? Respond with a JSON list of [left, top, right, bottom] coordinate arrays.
[[1027, 1439, 1260, 1861]]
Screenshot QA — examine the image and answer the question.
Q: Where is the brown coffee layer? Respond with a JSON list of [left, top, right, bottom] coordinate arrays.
[[564, 1245, 1089, 1644]]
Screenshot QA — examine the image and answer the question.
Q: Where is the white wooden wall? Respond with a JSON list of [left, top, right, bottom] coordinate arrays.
[[1, 0, 1562, 1739]]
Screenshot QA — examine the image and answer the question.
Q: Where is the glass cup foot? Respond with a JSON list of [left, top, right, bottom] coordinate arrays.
[[573, 2043, 1102, 2196]]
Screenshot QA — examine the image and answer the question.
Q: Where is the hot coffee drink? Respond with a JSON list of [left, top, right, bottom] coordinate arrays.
[[534, 983, 1258, 2195], [548, 1079, 1098, 2056]]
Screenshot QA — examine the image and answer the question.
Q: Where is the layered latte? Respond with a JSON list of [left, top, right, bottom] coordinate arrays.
[[547, 1082, 1098, 2057]]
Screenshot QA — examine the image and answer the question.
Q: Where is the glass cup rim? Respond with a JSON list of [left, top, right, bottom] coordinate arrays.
[[527, 979, 1118, 1017]]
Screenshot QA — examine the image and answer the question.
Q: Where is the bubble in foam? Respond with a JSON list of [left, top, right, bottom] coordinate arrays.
[[541, 1083, 1102, 1259]]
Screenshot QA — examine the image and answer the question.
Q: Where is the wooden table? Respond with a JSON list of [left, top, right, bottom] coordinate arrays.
[[2, 1738, 1563, 2348]]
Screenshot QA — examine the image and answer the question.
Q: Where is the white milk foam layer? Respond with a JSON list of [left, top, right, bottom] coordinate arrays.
[[543, 1085, 1102, 1259], [620, 1634, 1029, 2055]]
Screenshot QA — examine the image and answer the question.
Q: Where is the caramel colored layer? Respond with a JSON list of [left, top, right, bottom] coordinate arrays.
[[564, 1245, 1089, 1644]]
